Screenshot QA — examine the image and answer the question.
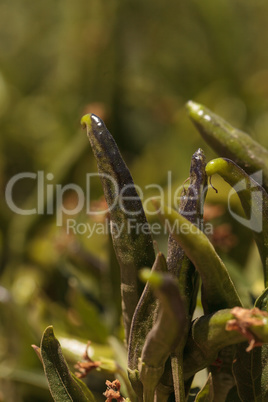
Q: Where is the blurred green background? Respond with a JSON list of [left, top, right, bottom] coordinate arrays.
[[1, 0, 268, 400]]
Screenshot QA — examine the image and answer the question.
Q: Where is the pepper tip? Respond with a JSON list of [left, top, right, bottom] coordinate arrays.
[[186, 100, 206, 121], [206, 158, 228, 177], [186, 100, 201, 111], [139, 268, 163, 287], [81, 114, 92, 130]]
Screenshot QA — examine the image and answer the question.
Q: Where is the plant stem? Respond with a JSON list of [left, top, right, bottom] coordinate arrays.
[[171, 353, 185, 402]]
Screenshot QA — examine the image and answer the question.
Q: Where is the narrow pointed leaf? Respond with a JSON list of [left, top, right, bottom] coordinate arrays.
[[40, 326, 95, 402], [128, 252, 167, 399], [81, 114, 155, 343], [153, 201, 241, 314], [139, 272, 187, 401], [186, 101, 268, 191]]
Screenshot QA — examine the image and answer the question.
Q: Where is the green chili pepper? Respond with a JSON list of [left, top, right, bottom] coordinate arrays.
[[206, 157, 268, 287], [81, 114, 155, 343], [153, 201, 242, 314], [138, 270, 187, 402], [127, 252, 167, 400], [186, 101, 268, 192]]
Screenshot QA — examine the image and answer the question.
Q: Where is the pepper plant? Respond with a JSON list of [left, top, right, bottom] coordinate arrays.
[[34, 101, 268, 401]]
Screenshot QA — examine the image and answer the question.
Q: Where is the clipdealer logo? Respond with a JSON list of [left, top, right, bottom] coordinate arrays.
[[5, 171, 201, 226], [4, 169, 263, 236]]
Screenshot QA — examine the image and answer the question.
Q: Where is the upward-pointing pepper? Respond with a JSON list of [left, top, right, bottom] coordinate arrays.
[[81, 114, 155, 344]]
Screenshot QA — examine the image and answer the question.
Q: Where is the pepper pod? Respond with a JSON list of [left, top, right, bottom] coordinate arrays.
[[81, 114, 155, 344]]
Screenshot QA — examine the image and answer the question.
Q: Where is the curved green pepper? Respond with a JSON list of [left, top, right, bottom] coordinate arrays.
[[206, 157, 268, 287]]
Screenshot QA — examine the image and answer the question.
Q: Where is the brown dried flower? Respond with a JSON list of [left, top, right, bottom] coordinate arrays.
[[103, 379, 125, 402], [74, 341, 101, 379], [226, 307, 268, 351]]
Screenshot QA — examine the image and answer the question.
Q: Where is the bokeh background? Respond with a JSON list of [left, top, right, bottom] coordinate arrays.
[[1, 1, 268, 400]]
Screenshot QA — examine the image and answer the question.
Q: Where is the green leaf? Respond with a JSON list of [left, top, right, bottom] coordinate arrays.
[[194, 373, 214, 401], [81, 114, 155, 343], [232, 343, 267, 402], [40, 326, 95, 402], [128, 252, 167, 399], [232, 296, 268, 401], [139, 272, 187, 401], [153, 201, 242, 314], [186, 101, 268, 192]]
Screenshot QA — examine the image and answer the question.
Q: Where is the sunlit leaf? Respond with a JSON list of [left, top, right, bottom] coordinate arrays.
[[40, 326, 95, 401]]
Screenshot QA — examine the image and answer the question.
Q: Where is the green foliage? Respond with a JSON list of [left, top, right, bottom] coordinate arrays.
[[1, 100, 268, 400], [2, 3, 268, 401], [33, 106, 268, 401], [37, 326, 95, 401]]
